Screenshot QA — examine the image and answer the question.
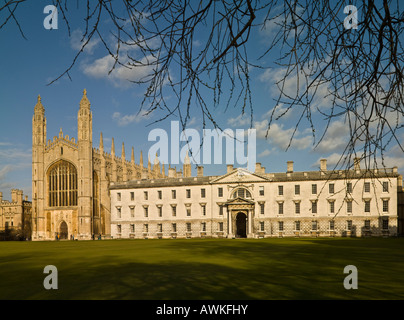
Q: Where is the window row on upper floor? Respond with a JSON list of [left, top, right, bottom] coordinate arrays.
[[114, 180, 393, 203], [113, 197, 391, 220]]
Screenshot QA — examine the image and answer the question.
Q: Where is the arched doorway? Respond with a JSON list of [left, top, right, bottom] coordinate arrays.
[[59, 221, 68, 240], [236, 212, 247, 238]]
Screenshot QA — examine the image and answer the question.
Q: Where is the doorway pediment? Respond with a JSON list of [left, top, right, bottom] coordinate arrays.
[[225, 197, 255, 205]]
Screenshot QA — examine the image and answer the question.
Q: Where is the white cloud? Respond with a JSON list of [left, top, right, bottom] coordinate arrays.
[[227, 114, 251, 127], [70, 29, 100, 54], [0, 165, 13, 181], [0, 148, 31, 161], [82, 54, 155, 87], [262, 103, 293, 121], [187, 117, 197, 126], [259, 5, 304, 44], [312, 153, 345, 170], [0, 164, 24, 195], [254, 119, 312, 151], [314, 120, 349, 153], [258, 149, 271, 158], [0, 145, 32, 194], [376, 155, 404, 173], [82, 55, 114, 78], [112, 110, 152, 126], [193, 40, 202, 47]]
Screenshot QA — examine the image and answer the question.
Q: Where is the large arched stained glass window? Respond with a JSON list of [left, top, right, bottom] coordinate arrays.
[[48, 160, 78, 207]]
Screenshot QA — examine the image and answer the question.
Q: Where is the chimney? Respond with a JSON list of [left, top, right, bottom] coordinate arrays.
[[320, 159, 327, 172], [255, 163, 262, 174], [25, 196, 28, 201], [227, 164, 233, 173], [354, 158, 360, 171], [197, 166, 204, 177], [287, 161, 294, 173]]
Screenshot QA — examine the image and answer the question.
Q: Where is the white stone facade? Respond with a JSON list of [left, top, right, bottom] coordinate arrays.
[[110, 162, 401, 239]]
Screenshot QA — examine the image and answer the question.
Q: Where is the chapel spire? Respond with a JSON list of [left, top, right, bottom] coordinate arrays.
[[34, 95, 45, 113], [80, 88, 91, 109]]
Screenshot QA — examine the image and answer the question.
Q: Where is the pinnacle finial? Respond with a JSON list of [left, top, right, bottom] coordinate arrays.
[[122, 142, 125, 159], [80, 88, 90, 109], [184, 150, 191, 164], [111, 137, 115, 155], [140, 150, 144, 167], [99, 132, 104, 149], [34, 94, 44, 112]]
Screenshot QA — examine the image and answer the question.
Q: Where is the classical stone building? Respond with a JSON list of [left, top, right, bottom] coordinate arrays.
[[0, 189, 32, 239], [30, 90, 404, 241], [31, 90, 165, 240], [110, 159, 403, 239]]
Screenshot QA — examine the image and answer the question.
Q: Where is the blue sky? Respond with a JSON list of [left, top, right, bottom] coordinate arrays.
[[0, 0, 403, 201]]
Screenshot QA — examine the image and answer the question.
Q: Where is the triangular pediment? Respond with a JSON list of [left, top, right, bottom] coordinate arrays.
[[211, 168, 269, 184], [225, 197, 255, 205]]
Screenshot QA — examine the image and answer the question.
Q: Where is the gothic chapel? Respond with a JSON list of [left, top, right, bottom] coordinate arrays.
[[32, 90, 165, 240]]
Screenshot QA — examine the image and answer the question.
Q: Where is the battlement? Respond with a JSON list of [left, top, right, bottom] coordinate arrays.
[[0, 189, 29, 205], [45, 129, 78, 151]]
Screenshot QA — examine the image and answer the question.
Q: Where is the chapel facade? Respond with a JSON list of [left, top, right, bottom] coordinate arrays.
[[31, 90, 165, 240]]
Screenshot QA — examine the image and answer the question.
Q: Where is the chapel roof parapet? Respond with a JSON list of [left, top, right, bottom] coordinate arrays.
[[45, 134, 78, 151]]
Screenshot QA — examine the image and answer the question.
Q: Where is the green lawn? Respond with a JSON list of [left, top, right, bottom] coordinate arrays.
[[0, 237, 403, 300]]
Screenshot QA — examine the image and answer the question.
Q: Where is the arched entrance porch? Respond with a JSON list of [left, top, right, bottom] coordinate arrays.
[[236, 212, 247, 238], [225, 196, 255, 238]]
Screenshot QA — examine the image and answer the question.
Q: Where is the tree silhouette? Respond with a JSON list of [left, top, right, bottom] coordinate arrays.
[[1, 0, 404, 170]]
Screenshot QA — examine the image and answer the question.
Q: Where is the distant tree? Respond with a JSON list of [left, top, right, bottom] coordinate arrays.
[[1, 0, 404, 170]]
